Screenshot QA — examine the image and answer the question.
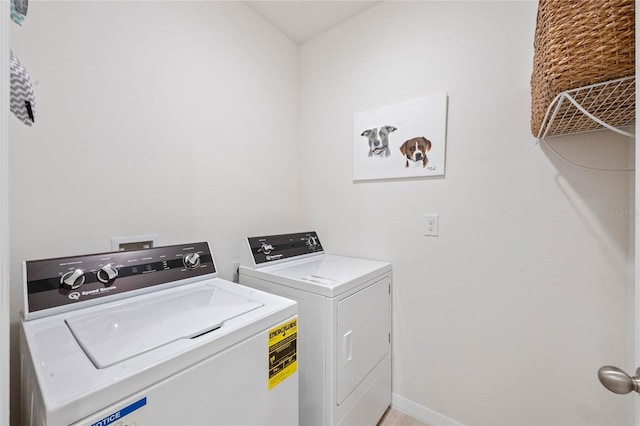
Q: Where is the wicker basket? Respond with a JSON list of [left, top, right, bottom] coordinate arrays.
[[530, 0, 635, 136]]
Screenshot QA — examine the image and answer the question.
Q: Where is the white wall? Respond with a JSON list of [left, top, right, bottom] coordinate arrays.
[[8, 2, 302, 424], [298, 1, 634, 425], [1, 1, 10, 424]]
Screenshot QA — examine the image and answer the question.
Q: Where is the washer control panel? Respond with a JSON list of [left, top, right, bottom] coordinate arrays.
[[24, 242, 215, 319], [247, 231, 324, 265]]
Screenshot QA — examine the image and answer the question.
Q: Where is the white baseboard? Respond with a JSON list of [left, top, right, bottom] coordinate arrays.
[[391, 393, 464, 426]]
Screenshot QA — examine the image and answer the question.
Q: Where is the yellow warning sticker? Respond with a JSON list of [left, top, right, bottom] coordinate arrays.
[[268, 318, 298, 390]]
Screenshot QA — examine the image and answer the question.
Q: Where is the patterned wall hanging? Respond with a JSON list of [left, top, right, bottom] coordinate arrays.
[[11, 0, 28, 26], [10, 50, 35, 126]]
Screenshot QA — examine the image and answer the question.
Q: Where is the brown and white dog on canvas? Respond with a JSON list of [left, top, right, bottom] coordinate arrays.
[[400, 137, 432, 168]]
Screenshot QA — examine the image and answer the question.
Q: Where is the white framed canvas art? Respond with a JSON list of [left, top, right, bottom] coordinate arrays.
[[353, 92, 447, 181]]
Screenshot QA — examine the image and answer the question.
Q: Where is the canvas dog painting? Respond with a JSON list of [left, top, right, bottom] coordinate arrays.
[[352, 92, 447, 180], [399, 137, 431, 168]]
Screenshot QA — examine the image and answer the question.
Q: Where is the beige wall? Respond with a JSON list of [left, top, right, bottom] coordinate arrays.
[[9, 2, 303, 424], [298, 1, 634, 424]]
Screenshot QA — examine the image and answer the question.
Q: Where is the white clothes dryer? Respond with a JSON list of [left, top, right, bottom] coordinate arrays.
[[239, 232, 391, 426], [21, 242, 298, 426]]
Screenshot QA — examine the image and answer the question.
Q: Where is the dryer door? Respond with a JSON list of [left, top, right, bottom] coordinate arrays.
[[336, 276, 390, 405]]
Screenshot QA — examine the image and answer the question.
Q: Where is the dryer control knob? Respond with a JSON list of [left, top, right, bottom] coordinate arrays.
[[97, 263, 118, 283], [60, 269, 86, 290], [184, 252, 201, 269]]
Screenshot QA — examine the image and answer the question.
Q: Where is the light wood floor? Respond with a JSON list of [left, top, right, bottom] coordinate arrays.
[[378, 408, 428, 426]]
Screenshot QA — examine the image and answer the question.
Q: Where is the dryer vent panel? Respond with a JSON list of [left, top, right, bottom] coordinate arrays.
[[111, 235, 159, 252]]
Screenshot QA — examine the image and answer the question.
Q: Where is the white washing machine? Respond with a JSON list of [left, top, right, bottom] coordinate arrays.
[[21, 241, 299, 426], [239, 232, 391, 426]]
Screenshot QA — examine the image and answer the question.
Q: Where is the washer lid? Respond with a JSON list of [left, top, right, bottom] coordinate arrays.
[[65, 285, 263, 368]]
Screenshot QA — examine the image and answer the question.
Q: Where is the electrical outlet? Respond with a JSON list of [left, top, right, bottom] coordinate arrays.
[[232, 261, 240, 283], [425, 214, 439, 236]]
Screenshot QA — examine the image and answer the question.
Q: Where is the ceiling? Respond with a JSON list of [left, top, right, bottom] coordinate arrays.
[[245, 1, 382, 44]]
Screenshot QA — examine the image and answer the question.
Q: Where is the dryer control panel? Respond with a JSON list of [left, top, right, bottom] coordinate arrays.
[[246, 231, 324, 266], [23, 242, 215, 320]]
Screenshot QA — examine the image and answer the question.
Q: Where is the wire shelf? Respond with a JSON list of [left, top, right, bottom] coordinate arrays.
[[536, 76, 635, 140]]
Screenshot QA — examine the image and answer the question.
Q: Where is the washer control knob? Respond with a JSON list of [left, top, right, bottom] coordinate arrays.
[[60, 269, 86, 290], [306, 236, 319, 248], [184, 252, 201, 269], [97, 263, 118, 283], [258, 243, 274, 255]]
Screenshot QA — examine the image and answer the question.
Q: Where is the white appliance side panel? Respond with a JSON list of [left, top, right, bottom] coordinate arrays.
[[336, 276, 391, 405], [71, 315, 299, 426], [240, 274, 327, 426], [20, 327, 45, 426]]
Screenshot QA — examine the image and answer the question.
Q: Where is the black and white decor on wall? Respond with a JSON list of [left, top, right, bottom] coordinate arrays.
[[353, 92, 447, 181]]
